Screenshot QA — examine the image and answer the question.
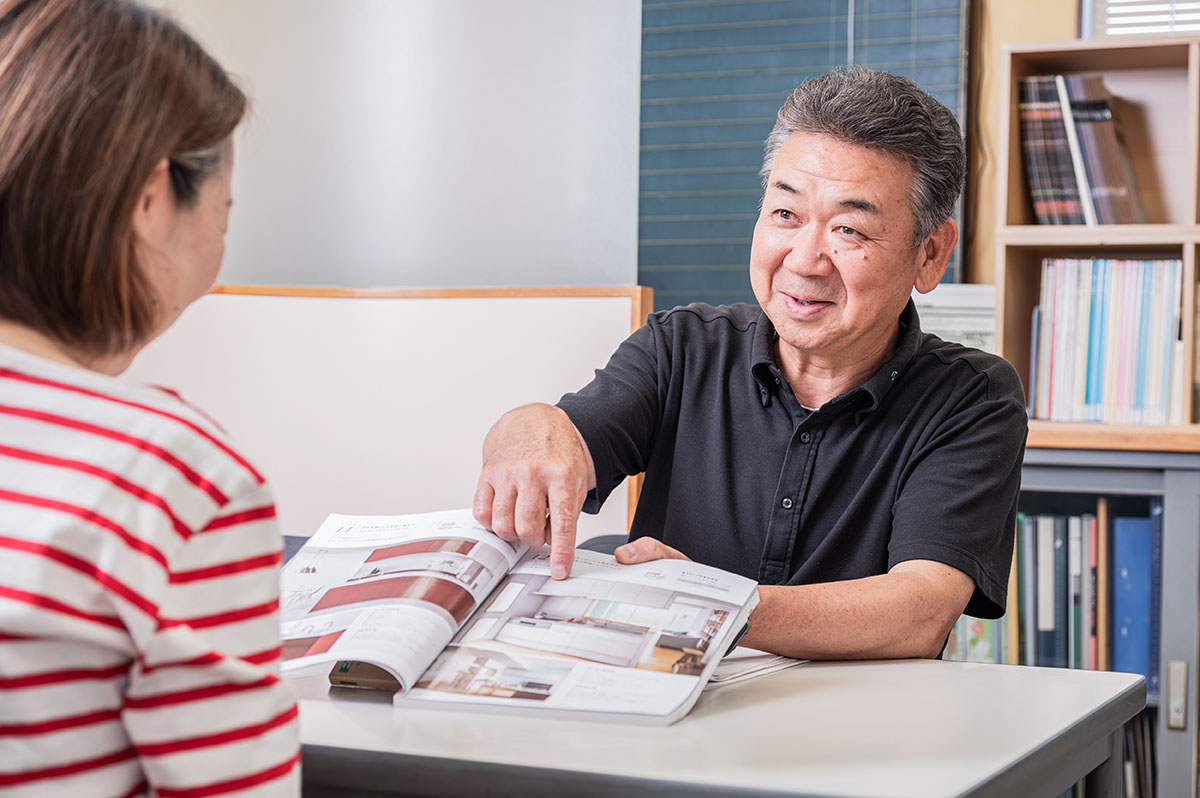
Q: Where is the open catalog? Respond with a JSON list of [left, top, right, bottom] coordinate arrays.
[[279, 509, 762, 725]]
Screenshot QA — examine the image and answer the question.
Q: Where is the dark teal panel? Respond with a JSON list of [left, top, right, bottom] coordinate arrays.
[[641, 217, 757, 241], [639, 144, 763, 171], [640, 192, 762, 217], [854, 37, 961, 63], [639, 241, 752, 266], [638, 0, 969, 309], [640, 97, 793, 124], [868, 0, 963, 12], [641, 121, 775, 148], [640, 171, 764, 193], [644, 20, 853, 52], [638, 56, 844, 85], [643, 0, 843, 28]]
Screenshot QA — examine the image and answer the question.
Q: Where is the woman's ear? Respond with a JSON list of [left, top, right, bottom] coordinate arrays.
[[130, 158, 173, 242]]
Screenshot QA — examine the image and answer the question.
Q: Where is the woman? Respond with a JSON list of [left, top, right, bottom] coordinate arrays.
[[0, 1, 299, 795]]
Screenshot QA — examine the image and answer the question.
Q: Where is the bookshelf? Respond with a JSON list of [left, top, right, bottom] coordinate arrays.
[[994, 37, 1200, 798], [997, 37, 1200, 447]]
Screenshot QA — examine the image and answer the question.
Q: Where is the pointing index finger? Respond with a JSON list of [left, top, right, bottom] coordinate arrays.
[[546, 486, 579, 580]]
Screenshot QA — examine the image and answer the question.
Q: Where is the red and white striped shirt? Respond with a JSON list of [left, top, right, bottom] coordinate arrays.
[[0, 344, 299, 797]]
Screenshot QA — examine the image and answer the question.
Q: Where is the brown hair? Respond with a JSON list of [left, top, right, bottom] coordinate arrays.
[[0, 0, 247, 356]]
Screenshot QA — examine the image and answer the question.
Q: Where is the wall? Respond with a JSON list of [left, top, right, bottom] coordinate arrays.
[[964, 0, 1078, 284], [151, 0, 641, 288]]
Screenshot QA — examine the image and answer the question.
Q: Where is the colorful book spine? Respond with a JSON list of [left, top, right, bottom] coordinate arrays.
[[1112, 515, 1153, 687]]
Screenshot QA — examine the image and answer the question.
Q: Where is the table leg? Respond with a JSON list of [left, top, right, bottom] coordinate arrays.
[[1085, 728, 1125, 798]]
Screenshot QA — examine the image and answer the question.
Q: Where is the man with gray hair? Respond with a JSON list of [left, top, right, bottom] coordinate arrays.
[[474, 67, 1027, 660]]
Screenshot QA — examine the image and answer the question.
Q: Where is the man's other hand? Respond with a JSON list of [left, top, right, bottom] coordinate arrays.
[[474, 404, 594, 580], [614, 537, 690, 564]]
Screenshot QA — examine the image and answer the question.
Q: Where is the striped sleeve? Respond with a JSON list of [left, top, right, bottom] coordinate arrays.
[[122, 481, 300, 797]]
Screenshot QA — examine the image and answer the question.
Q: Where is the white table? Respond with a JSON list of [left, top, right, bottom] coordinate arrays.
[[291, 659, 1144, 798]]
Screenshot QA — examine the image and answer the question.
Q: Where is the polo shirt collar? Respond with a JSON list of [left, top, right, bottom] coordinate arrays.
[[749, 299, 924, 416]]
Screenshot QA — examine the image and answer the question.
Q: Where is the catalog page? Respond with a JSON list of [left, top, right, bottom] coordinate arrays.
[[403, 548, 759, 722], [279, 509, 526, 691]]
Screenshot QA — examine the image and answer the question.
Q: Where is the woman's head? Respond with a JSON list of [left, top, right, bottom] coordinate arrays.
[[0, 0, 246, 358]]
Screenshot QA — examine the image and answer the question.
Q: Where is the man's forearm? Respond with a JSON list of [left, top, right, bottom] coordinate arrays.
[[741, 563, 972, 660]]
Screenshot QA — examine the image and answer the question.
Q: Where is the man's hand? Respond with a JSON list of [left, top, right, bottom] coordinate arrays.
[[614, 537, 690, 564], [474, 404, 595, 580]]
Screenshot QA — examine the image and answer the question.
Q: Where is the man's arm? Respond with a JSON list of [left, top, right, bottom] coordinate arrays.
[[616, 538, 973, 659], [742, 560, 974, 659], [474, 403, 597, 579]]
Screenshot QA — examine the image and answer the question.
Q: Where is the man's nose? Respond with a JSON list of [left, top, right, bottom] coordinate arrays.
[[781, 226, 834, 275]]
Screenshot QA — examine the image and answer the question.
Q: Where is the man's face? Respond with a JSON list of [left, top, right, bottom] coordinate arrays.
[[750, 131, 946, 375]]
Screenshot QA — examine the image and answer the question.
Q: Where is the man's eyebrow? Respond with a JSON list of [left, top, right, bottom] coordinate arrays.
[[840, 198, 881, 215], [769, 180, 881, 215]]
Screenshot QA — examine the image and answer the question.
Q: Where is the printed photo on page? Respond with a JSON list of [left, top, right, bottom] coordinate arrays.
[[279, 509, 525, 690], [404, 548, 755, 718]]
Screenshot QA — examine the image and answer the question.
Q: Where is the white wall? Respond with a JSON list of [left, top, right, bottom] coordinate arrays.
[[151, 0, 641, 288]]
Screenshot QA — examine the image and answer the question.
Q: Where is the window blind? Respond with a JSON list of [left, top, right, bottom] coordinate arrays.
[[639, 0, 969, 311], [1084, 0, 1200, 36]]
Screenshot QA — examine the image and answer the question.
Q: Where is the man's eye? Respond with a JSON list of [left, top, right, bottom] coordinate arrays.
[[837, 225, 862, 237], [774, 209, 795, 221]]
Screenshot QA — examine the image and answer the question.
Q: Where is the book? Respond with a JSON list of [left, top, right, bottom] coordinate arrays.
[[1112, 514, 1153, 688], [910, 282, 995, 353], [1064, 74, 1148, 224], [1019, 73, 1148, 227], [279, 508, 761, 725], [1147, 497, 1163, 697], [1021, 513, 1038, 665], [1035, 515, 1061, 667], [1030, 257, 1182, 424], [1018, 76, 1087, 225], [1055, 74, 1099, 226], [1067, 514, 1082, 668]]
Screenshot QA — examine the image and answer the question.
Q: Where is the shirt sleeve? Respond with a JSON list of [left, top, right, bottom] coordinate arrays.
[[556, 319, 665, 514], [122, 480, 300, 797], [887, 362, 1029, 619]]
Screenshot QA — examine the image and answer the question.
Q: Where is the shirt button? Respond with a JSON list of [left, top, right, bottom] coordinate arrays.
[[781, 498, 793, 509], [800, 431, 811, 443], [774, 376, 781, 385]]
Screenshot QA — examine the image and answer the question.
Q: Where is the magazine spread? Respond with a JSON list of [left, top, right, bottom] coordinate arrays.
[[280, 508, 760, 724]]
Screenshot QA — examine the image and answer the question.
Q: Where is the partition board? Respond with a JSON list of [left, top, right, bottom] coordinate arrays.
[[125, 286, 652, 540]]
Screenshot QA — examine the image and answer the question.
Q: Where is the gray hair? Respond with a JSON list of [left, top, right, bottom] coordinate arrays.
[[760, 67, 965, 247], [168, 141, 229, 208]]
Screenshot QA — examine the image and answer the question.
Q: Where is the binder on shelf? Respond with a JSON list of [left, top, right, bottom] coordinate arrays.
[[1112, 514, 1153, 688], [1021, 513, 1037, 666], [1035, 515, 1067, 668]]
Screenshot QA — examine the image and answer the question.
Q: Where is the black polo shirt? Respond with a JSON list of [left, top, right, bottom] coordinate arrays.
[[558, 300, 1028, 619]]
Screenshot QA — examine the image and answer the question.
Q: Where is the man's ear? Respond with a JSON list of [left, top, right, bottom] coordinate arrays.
[[913, 219, 958, 294], [130, 158, 173, 242]]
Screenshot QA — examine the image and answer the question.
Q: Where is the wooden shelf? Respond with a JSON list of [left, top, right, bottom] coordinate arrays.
[[1027, 420, 1200, 452], [994, 40, 1200, 797], [997, 37, 1200, 434], [999, 224, 1200, 248]]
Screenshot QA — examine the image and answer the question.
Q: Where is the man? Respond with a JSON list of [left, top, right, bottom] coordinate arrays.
[[474, 68, 1027, 660]]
